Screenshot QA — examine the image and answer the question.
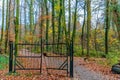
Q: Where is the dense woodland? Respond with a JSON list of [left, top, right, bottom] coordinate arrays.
[[0, 0, 120, 66]]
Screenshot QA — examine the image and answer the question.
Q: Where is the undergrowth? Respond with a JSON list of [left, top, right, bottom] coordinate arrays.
[[0, 55, 8, 70]]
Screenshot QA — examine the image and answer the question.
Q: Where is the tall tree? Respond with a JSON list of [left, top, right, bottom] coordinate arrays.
[[9, 0, 15, 41], [24, 0, 27, 36], [111, 0, 120, 41], [15, 0, 20, 55], [70, 0, 78, 77], [105, 0, 110, 54], [52, 0, 55, 52], [86, 0, 91, 57], [1, 0, 5, 43], [81, 2, 86, 55], [62, 0, 69, 51], [94, 6, 100, 56], [19, 1, 22, 41], [4, 0, 9, 53], [45, 0, 49, 51], [40, 0, 44, 52], [68, 0, 71, 39], [57, 0, 62, 48], [62, 0, 67, 42], [71, 0, 78, 44], [30, 0, 34, 33]]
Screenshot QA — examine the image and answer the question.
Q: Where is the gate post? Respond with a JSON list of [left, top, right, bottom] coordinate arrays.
[[70, 41, 73, 77], [9, 41, 13, 73], [40, 39, 43, 74]]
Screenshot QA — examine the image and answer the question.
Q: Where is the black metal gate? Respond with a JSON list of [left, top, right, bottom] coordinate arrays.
[[43, 43, 69, 76], [14, 43, 42, 73], [9, 41, 43, 73], [9, 41, 73, 77]]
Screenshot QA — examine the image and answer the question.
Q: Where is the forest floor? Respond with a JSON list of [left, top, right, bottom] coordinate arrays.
[[0, 55, 120, 80]]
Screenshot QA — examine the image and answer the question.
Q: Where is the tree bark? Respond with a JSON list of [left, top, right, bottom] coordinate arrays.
[[86, 0, 91, 57], [15, 0, 20, 55]]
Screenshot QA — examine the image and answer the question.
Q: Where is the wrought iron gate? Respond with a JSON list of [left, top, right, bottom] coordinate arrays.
[[43, 43, 69, 76], [14, 43, 42, 73], [9, 41, 73, 77]]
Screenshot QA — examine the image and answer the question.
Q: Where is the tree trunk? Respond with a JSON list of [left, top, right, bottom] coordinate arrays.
[[1, 0, 5, 43], [57, 0, 62, 51], [24, 0, 27, 38], [94, 7, 100, 57], [30, 0, 34, 35], [52, 0, 55, 52], [111, 0, 120, 41], [45, 0, 49, 51], [71, 0, 78, 46], [81, 2, 86, 55], [15, 0, 20, 55], [105, 0, 110, 54], [4, 0, 9, 53], [68, 0, 71, 39], [86, 0, 91, 57]]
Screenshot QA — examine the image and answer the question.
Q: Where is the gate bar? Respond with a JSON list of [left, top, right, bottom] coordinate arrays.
[[70, 41, 73, 77], [9, 41, 13, 72]]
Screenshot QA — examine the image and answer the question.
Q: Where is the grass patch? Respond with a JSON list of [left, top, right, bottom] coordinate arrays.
[[0, 55, 8, 70]]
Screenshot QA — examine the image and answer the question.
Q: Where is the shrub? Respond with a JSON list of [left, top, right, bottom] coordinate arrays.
[[106, 52, 119, 66]]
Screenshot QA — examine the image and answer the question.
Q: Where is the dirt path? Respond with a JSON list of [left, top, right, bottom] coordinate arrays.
[[74, 62, 118, 80], [74, 58, 119, 80]]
